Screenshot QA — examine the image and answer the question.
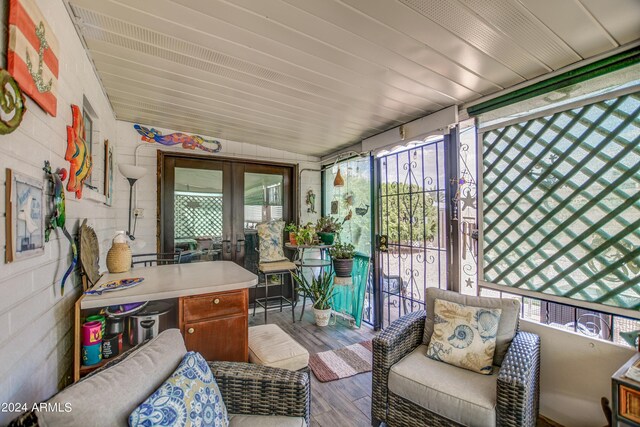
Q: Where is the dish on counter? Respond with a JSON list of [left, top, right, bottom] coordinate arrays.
[[85, 277, 145, 296]]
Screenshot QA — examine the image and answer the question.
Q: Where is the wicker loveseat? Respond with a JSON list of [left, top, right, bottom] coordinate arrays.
[[9, 329, 310, 427], [372, 289, 541, 427]]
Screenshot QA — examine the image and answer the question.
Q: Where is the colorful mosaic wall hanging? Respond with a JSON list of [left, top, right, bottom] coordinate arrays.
[[65, 105, 93, 199], [134, 124, 222, 153]]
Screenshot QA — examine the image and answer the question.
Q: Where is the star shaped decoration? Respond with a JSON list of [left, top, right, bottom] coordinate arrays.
[[465, 278, 474, 288], [460, 191, 476, 210]]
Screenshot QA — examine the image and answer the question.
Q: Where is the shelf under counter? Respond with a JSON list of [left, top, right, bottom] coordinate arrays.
[[74, 262, 258, 382]]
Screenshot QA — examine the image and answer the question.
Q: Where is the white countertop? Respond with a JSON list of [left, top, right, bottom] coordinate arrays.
[[81, 261, 258, 309]]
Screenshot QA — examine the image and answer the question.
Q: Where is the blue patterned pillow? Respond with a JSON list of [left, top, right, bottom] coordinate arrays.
[[129, 352, 228, 427], [257, 220, 287, 263], [426, 299, 502, 375]]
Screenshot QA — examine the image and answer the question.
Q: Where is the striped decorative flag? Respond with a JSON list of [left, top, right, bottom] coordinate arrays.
[[7, 0, 59, 117]]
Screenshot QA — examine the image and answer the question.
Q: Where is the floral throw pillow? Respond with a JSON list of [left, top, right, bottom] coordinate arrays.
[[257, 220, 287, 263], [426, 299, 502, 375], [129, 352, 228, 427]]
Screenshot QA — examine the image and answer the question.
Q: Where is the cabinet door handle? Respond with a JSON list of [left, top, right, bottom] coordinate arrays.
[[213, 298, 220, 305], [187, 328, 195, 334]]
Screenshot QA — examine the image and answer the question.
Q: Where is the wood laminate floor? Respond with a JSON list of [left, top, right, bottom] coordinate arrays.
[[249, 304, 377, 427], [249, 305, 565, 427]]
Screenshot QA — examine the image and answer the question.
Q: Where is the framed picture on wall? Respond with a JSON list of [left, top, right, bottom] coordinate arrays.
[[104, 139, 113, 206], [5, 169, 45, 263]]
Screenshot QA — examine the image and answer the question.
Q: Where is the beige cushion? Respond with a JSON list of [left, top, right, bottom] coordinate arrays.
[[249, 324, 309, 370], [423, 288, 520, 366], [389, 345, 498, 427], [259, 260, 297, 273], [38, 329, 187, 427], [229, 414, 306, 427]]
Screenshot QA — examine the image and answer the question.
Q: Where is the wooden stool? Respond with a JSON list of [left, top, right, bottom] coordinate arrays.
[[254, 260, 298, 323], [248, 324, 309, 371]]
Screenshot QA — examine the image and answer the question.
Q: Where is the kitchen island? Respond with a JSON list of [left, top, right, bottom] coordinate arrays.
[[74, 261, 258, 381]]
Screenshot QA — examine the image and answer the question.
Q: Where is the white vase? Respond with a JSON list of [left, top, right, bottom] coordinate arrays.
[[313, 307, 332, 327]]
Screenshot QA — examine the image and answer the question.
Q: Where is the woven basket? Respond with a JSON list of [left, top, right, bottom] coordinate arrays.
[[106, 243, 132, 273]]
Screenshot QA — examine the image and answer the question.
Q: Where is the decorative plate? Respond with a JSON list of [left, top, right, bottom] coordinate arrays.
[[85, 277, 144, 296], [79, 219, 101, 289]]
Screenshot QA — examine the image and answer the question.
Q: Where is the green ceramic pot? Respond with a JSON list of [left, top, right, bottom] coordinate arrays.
[[317, 232, 335, 245]]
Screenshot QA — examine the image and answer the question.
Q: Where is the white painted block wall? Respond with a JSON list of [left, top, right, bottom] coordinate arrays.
[[113, 120, 322, 253], [0, 0, 118, 424]]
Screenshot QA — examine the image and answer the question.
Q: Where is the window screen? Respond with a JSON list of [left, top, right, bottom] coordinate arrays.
[[481, 92, 639, 312]]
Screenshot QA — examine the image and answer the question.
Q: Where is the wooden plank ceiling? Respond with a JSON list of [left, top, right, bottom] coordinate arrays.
[[66, 0, 640, 156]]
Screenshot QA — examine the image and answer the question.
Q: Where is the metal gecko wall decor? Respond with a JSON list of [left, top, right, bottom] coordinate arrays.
[[65, 104, 93, 199], [43, 161, 77, 295], [134, 124, 222, 153]]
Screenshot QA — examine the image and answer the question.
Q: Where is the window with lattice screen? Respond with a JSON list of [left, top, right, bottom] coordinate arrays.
[[174, 192, 223, 238], [481, 92, 640, 312]]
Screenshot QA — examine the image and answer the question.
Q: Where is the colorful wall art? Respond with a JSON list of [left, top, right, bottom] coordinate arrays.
[[0, 69, 26, 134], [43, 161, 77, 295], [134, 124, 222, 153], [66, 104, 93, 198], [7, 0, 59, 116], [5, 168, 44, 263]]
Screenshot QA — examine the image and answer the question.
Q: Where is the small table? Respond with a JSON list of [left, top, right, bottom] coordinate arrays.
[[612, 352, 640, 426], [285, 243, 333, 320]]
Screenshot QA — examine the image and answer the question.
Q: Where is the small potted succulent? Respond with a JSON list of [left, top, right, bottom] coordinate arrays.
[[284, 222, 298, 245], [292, 271, 336, 326], [330, 242, 355, 277], [294, 222, 317, 246], [315, 216, 341, 245]]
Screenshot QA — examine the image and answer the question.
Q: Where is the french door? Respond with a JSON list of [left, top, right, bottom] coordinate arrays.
[[159, 153, 294, 274]]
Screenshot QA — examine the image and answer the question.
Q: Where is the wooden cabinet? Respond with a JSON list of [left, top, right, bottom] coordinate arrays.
[[612, 353, 640, 427], [179, 288, 249, 362]]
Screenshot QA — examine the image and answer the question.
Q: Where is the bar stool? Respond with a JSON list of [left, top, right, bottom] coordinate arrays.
[[253, 260, 298, 323]]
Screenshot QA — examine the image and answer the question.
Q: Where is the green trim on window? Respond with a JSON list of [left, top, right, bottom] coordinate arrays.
[[468, 47, 640, 116]]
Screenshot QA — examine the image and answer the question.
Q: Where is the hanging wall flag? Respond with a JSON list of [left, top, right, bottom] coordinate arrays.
[[134, 124, 222, 153], [7, 0, 59, 116], [0, 69, 26, 134], [66, 105, 93, 198]]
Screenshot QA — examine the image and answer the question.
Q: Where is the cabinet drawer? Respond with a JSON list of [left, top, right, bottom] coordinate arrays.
[[182, 290, 247, 322]]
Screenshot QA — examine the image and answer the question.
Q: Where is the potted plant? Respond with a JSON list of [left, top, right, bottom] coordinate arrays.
[[295, 222, 317, 246], [284, 222, 297, 245], [330, 242, 355, 277], [292, 271, 336, 326], [315, 216, 341, 245]]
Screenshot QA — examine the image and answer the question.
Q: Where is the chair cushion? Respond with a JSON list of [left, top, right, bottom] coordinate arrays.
[[426, 299, 501, 374], [423, 288, 520, 366], [38, 329, 187, 427], [229, 414, 306, 427], [249, 324, 309, 371], [129, 351, 228, 427], [389, 345, 498, 427], [257, 221, 288, 263], [259, 260, 297, 273]]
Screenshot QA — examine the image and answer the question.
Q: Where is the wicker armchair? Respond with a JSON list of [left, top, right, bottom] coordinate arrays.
[[372, 308, 540, 427]]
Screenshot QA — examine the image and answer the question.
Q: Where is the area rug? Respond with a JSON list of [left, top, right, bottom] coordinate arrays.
[[309, 340, 373, 382]]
